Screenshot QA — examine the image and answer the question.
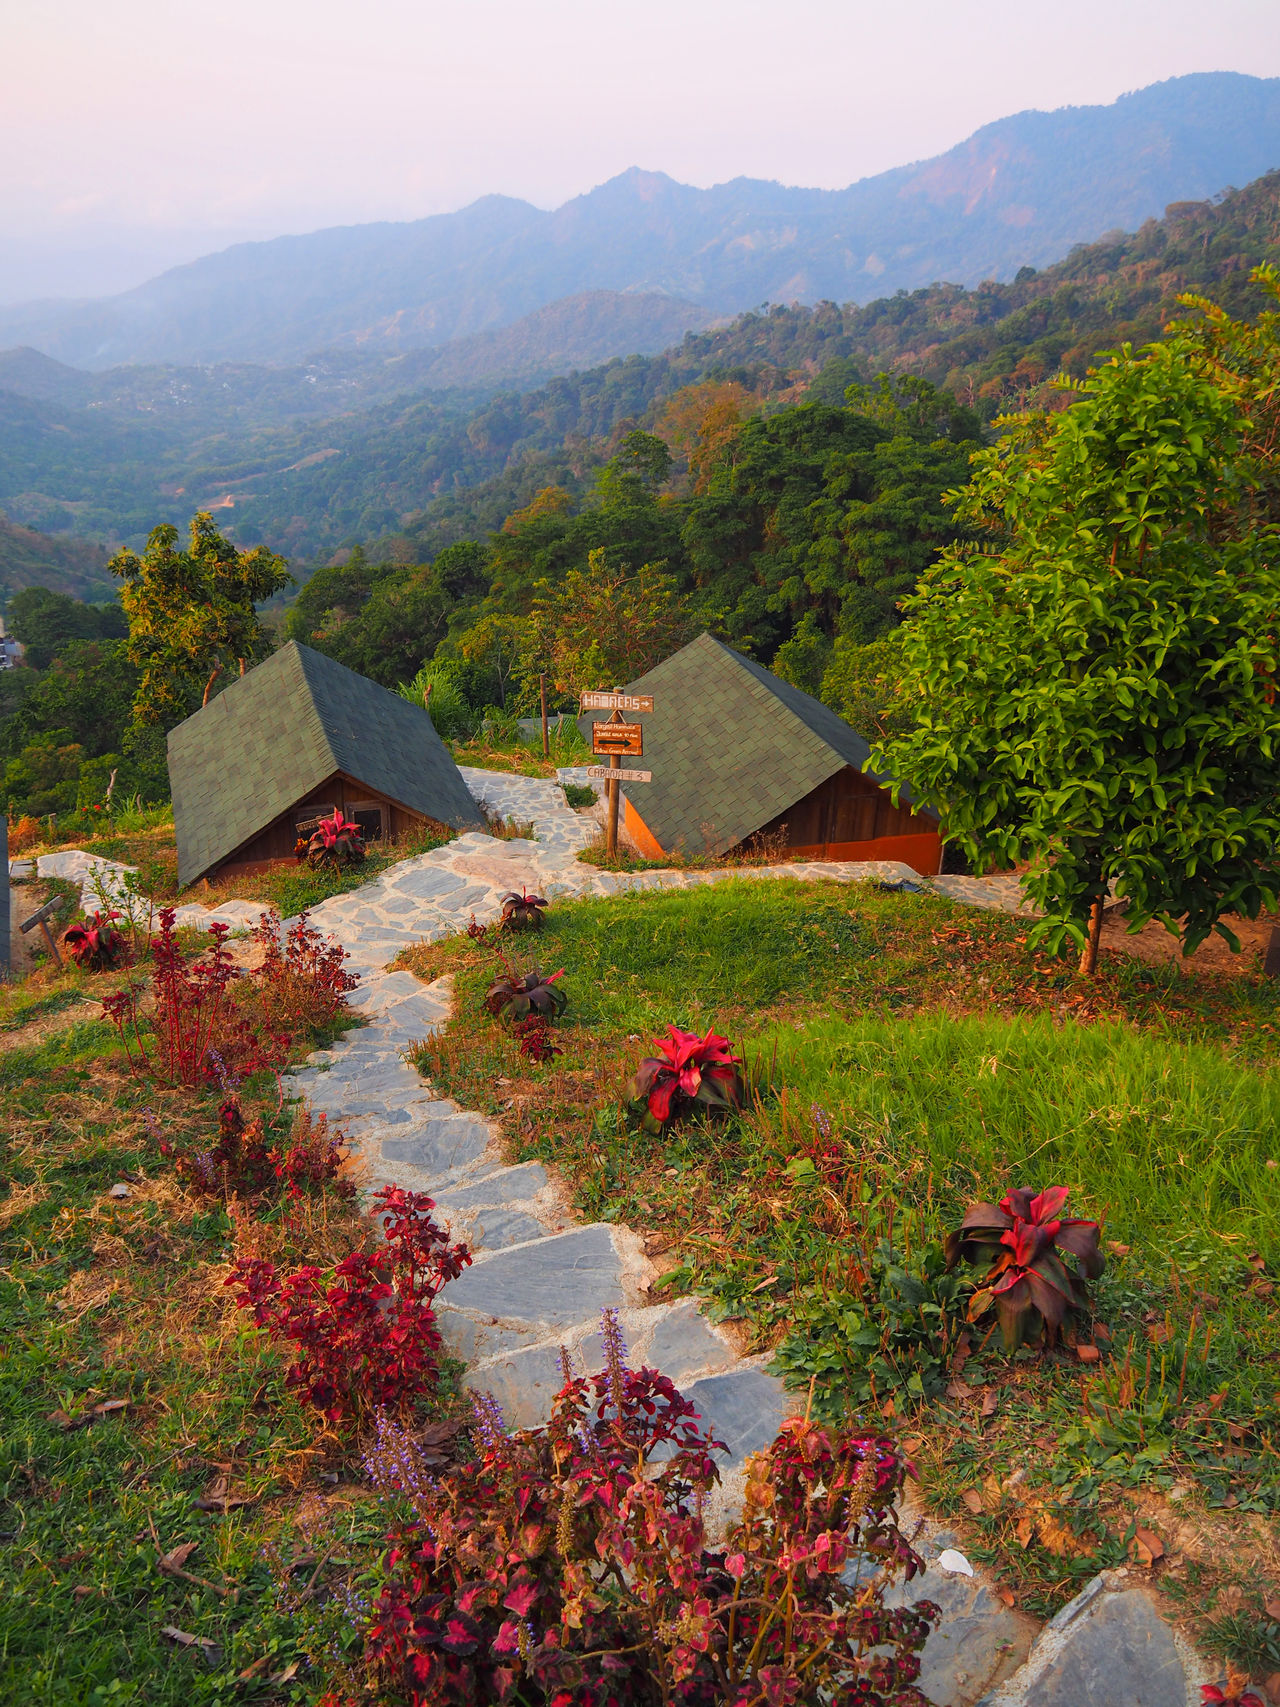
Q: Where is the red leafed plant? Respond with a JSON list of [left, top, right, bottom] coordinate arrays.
[[498, 887, 548, 931], [102, 910, 287, 1089], [227, 1185, 470, 1427], [484, 964, 566, 1021], [347, 1308, 937, 1706], [944, 1186, 1104, 1350], [62, 909, 130, 972], [512, 1014, 561, 1064], [628, 1024, 745, 1130], [302, 809, 366, 870], [1201, 1679, 1266, 1706], [155, 1096, 354, 1204], [250, 909, 359, 1036]]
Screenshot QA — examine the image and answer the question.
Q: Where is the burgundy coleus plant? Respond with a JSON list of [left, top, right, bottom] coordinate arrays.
[[628, 1024, 745, 1131], [62, 909, 129, 972], [944, 1186, 1104, 1351]]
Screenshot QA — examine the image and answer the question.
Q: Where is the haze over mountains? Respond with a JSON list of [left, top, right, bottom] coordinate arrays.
[[3, 72, 1278, 372]]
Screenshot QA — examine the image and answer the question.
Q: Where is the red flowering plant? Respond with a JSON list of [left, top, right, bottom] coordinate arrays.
[[346, 1308, 937, 1707], [227, 1185, 470, 1428], [944, 1186, 1104, 1350], [303, 809, 366, 870], [628, 1024, 745, 1131], [62, 909, 130, 972]]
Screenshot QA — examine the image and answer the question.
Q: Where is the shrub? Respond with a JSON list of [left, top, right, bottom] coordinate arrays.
[[629, 1024, 745, 1130], [227, 1185, 470, 1427], [944, 1186, 1104, 1350], [498, 887, 548, 931], [301, 809, 366, 870], [484, 965, 566, 1021], [62, 909, 130, 972], [156, 1097, 354, 1204], [512, 1014, 562, 1063], [350, 1309, 937, 1706], [8, 814, 41, 853], [103, 910, 286, 1088], [250, 909, 359, 1037]]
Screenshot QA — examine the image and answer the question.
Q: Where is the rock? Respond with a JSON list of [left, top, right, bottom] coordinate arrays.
[[439, 1224, 630, 1332], [977, 1575, 1205, 1706], [880, 1530, 1036, 1706], [678, 1368, 796, 1466]]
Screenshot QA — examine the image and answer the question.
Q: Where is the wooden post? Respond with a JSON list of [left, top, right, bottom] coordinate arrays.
[[606, 752, 621, 858], [540, 674, 549, 760]]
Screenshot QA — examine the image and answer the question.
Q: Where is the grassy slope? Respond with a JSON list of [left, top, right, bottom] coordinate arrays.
[[400, 879, 1280, 1664], [0, 954, 455, 1705]]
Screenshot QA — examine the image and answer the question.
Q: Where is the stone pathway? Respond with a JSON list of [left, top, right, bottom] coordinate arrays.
[[22, 778, 1224, 1702]]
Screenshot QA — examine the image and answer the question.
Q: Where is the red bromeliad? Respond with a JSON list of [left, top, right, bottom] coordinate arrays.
[[302, 809, 366, 870], [628, 1025, 744, 1130], [944, 1186, 1104, 1351], [62, 909, 129, 972]]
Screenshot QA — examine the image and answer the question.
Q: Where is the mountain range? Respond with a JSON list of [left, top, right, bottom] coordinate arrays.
[[2, 163, 1277, 570], [3, 72, 1279, 371]]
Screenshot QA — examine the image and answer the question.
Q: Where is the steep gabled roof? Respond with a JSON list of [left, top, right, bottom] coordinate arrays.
[[581, 632, 926, 856], [168, 640, 484, 884]]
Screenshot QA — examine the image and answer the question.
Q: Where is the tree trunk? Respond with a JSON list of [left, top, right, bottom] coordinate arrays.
[[1078, 894, 1105, 976], [202, 665, 222, 708], [238, 657, 246, 677]]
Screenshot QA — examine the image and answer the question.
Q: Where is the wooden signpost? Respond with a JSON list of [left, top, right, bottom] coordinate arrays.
[[21, 894, 66, 969], [583, 690, 655, 857]]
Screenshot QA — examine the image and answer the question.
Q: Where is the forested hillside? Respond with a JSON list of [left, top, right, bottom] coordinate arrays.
[[2, 72, 1276, 369], [0, 514, 114, 602], [1, 169, 1277, 566]]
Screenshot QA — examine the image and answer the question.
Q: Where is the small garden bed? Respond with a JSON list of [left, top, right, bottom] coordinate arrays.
[[396, 878, 1280, 1672]]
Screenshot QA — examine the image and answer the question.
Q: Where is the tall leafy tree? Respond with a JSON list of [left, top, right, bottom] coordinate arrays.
[[110, 513, 291, 724], [871, 283, 1280, 972]]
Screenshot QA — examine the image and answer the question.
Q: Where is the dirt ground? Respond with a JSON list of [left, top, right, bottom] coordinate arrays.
[[1099, 906, 1277, 975]]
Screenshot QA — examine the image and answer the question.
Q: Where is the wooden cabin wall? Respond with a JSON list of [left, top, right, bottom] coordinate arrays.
[[209, 772, 440, 880], [749, 766, 942, 872]]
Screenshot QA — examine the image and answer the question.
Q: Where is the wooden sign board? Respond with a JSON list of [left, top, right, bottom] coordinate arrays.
[[592, 721, 643, 757], [586, 765, 651, 783], [581, 690, 654, 714]]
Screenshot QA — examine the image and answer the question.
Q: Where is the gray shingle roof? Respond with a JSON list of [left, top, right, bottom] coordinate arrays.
[[580, 632, 927, 857], [168, 641, 485, 885]]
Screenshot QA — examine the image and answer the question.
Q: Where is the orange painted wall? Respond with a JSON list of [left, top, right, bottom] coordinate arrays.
[[623, 796, 667, 860]]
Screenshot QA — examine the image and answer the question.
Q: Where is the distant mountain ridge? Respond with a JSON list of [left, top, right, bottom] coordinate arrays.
[[3, 72, 1278, 370]]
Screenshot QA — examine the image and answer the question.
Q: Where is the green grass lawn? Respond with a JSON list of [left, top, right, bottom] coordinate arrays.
[[401, 877, 1280, 1662]]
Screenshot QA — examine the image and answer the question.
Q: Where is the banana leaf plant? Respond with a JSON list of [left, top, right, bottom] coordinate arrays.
[[628, 1025, 744, 1131], [485, 966, 567, 1021], [303, 809, 366, 870], [944, 1186, 1104, 1351], [62, 910, 129, 972], [499, 888, 549, 931]]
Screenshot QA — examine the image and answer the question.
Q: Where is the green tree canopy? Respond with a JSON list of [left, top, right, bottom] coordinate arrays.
[[110, 513, 292, 724], [870, 275, 1280, 971], [7, 587, 127, 671]]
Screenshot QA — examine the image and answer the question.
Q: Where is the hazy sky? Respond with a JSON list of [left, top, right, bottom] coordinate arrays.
[[4, 0, 1279, 301]]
